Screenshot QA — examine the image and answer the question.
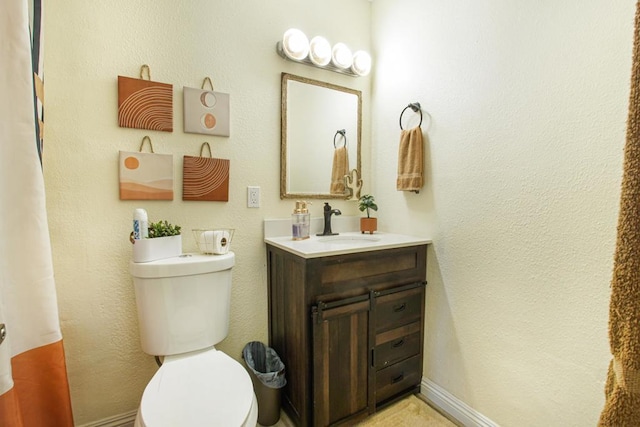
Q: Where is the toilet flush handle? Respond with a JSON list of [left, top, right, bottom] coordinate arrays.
[[0, 323, 5, 347]]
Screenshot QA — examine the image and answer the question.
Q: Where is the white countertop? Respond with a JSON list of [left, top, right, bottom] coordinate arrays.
[[264, 231, 431, 259]]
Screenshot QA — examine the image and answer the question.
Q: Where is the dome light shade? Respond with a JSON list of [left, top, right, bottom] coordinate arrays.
[[351, 50, 372, 76], [282, 28, 309, 61], [309, 36, 331, 66], [331, 43, 353, 69]]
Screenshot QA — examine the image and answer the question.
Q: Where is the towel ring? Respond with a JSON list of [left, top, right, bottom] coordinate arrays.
[[399, 102, 422, 130], [334, 129, 347, 148]]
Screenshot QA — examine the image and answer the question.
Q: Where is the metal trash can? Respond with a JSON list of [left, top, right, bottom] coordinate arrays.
[[242, 341, 286, 426]]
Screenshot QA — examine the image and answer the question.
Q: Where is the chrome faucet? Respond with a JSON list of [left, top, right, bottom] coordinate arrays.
[[317, 202, 341, 236]]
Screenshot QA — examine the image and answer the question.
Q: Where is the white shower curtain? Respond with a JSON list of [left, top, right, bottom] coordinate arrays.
[[0, 1, 73, 425]]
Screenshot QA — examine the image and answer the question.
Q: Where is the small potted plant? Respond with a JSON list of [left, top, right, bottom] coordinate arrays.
[[147, 220, 182, 239], [358, 194, 378, 234], [132, 220, 182, 263]]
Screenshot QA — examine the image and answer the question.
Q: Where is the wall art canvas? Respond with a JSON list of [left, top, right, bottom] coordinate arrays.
[[118, 76, 173, 132], [183, 86, 230, 136], [183, 155, 230, 201], [119, 151, 174, 200]]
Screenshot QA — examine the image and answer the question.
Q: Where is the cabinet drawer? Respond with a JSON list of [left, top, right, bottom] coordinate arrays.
[[375, 355, 422, 404], [375, 286, 423, 333], [374, 322, 421, 369]]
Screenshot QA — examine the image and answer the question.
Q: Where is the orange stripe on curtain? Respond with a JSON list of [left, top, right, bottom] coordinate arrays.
[[0, 341, 73, 427], [0, 388, 24, 426]]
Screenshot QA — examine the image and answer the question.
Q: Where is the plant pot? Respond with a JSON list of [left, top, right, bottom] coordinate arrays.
[[360, 218, 377, 234], [132, 235, 182, 263]]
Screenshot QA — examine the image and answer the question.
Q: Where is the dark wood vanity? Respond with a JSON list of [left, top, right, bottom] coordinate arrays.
[[266, 242, 428, 426]]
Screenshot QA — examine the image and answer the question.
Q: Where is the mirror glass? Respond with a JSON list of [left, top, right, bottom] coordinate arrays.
[[281, 73, 361, 199]]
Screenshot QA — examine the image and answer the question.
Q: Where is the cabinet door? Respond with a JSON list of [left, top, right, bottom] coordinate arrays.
[[312, 295, 372, 427]]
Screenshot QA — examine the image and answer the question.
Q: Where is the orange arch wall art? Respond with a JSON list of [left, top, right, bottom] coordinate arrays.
[[118, 76, 173, 132], [183, 155, 230, 201]]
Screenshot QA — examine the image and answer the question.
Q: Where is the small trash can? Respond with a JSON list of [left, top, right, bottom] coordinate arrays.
[[242, 341, 286, 426]]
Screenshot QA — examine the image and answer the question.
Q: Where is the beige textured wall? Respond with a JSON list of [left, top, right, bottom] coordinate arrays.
[[371, 1, 634, 426], [44, 1, 371, 424], [45, 1, 634, 425]]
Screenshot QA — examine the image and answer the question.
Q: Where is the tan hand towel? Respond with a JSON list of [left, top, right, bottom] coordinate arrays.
[[599, 2, 640, 425], [396, 127, 424, 191], [330, 146, 349, 195]]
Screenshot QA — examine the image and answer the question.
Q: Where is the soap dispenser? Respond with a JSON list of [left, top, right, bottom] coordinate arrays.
[[292, 201, 311, 240]]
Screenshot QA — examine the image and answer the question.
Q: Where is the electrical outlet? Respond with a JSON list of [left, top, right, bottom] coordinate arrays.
[[247, 186, 260, 208]]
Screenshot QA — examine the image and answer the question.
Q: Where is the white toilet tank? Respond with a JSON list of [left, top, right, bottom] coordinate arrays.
[[130, 252, 235, 356]]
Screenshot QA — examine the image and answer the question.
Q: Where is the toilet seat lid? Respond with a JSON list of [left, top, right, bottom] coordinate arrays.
[[139, 349, 254, 427]]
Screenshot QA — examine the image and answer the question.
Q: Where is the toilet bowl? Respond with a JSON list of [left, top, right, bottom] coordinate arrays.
[[134, 348, 258, 427], [130, 253, 257, 426]]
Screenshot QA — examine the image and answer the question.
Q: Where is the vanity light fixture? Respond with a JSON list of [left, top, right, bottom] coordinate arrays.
[[276, 28, 371, 77]]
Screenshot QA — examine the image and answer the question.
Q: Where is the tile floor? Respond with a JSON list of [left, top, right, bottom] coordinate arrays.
[[259, 395, 457, 427]]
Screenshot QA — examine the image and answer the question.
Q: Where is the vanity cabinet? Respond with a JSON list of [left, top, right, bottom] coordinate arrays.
[[266, 243, 427, 427]]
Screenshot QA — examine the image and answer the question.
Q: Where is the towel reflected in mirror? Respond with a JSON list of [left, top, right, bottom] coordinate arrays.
[[330, 146, 349, 195]]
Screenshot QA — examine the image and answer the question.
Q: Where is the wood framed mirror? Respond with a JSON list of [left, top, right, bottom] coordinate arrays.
[[281, 73, 362, 199]]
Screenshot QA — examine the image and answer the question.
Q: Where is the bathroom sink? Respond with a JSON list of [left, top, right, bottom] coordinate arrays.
[[317, 235, 381, 243], [264, 231, 431, 258]]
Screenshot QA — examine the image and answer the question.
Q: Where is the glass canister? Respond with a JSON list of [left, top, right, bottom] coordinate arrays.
[[292, 201, 310, 240]]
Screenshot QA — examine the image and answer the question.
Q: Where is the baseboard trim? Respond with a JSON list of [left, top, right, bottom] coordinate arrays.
[[420, 377, 498, 427], [76, 409, 137, 427]]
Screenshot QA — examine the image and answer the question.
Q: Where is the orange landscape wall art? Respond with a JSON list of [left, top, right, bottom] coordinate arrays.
[[119, 151, 174, 200]]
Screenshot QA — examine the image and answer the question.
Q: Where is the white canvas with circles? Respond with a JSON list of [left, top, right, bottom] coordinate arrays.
[[183, 86, 230, 136]]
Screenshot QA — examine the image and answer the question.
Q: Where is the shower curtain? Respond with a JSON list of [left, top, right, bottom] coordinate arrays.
[[0, 1, 74, 426], [599, 1, 640, 425]]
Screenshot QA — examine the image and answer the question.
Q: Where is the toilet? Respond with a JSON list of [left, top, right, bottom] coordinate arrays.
[[130, 252, 258, 427]]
